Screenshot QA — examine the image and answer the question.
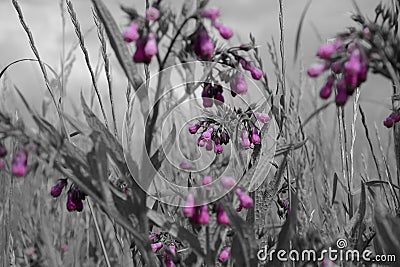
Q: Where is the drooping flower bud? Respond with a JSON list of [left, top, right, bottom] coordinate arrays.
[[183, 194, 196, 217], [255, 113, 270, 124], [241, 131, 251, 149], [12, 149, 28, 177], [151, 242, 163, 252], [214, 22, 233, 40], [133, 38, 152, 63], [236, 188, 253, 208], [250, 66, 263, 80], [218, 247, 231, 262], [123, 22, 139, 43], [50, 179, 68, 198], [307, 64, 326, 77], [201, 128, 213, 140], [192, 27, 214, 59], [220, 176, 235, 189], [230, 73, 248, 94], [202, 175, 212, 186], [188, 124, 201, 134], [217, 206, 230, 225], [250, 128, 261, 145], [144, 33, 158, 57], [197, 205, 210, 225]]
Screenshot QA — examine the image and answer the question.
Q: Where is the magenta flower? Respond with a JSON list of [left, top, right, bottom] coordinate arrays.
[[250, 128, 261, 145], [189, 124, 201, 134], [214, 92, 224, 105], [250, 66, 263, 80], [344, 50, 362, 75], [146, 7, 160, 21], [214, 22, 233, 40], [201, 7, 220, 21], [384, 117, 395, 128], [66, 192, 77, 211], [12, 149, 28, 176], [214, 142, 223, 154], [307, 64, 326, 77], [201, 128, 213, 140], [240, 58, 252, 71], [205, 140, 213, 151], [203, 175, 212, 186], [230, 72, 248, 95], [165, 259, 175, 267], [151, 242, 163, 252], [255, 113, 270, 124], [217, 206, 230, 225], [149, 233, 158, 242], [330, 61, 343, 74], [241, 131, 251, 149], [133, 38, 152, 63], [144, 33, 158, 57], [317, 43, 338, 59], [197, 205, 209, 224], [220, 176, 235, 189], [123, 22, 139, 43], [218, 247, 231, 262], [183, 194, 196, 217], [169, 243, 176, 255], [236, 188, 253, 208], [198, 137, 205, 147], [192, 27, 214, 59], [51, 179, 67, 198], [0, 160, 4, 169]]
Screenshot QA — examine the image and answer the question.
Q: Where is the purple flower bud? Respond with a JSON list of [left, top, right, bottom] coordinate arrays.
[[193, 28, 214, 59], [202, 97, 213, 108], [202, 176, 212, 186], [335, 92, 348, 106], [250, 66, 263, 80], [307, 64, 326, 77], [165, 259, 175, 267], [251, 128, 261, 145], [319, 86, 332, 99], [12, 149, 28, 177], [236, 188, 253, 208], [317, 43, 336, 59], [217, 206, 230, 225], [214, 22, 233, 40], [197, 205, 209, 224], [201, 128, 213, 140], [66, 192, 76, 212], [144, 33, 158, 57], [188, 124, 201, 134], [169, 243, 176, 255], [0, 145, 7, 158], [123, 22, 139, 43], [0, 160, 4, 169], [198, 137, 205, 147], [12, 164, 27, 177], [241, 131, 251, 149], [344, 50, 361, 75], [220, 176, 235, 189], [240, 58, 252, 71], [183, 194, 195, 217], [230, 73, 248, 95], [331, 61, 343, 74], [390, 113, 400, 123], [344, 74, 358, 88], [214, 142, 223, 154], [133, 38, 152, 63], [205, 140, 213, 151], [384, 117, 395, 128], [201, 7, 220, 21], [151, 242, 163, 252], [255, 113, 270, 124], [146, 7, 160, 21], [218, 247, 231, 262], [179, 162, 193, 170], [51, 179, 67, 198]]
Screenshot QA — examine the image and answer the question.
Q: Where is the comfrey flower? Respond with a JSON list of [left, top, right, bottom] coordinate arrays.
[[12, 149, 28, 176], [201, 83, 224, 108], [308, 34, 370, 106], [183, 193, 196, 217], [220, 176, 235, 189], [190, 121, 230, 154], [192, 26, 214, 59], [197, 205, 210, 225], [50, 179, 68, 198], [213, 21, 233, 40], [123, 22, 139, 43], [255, 112, 270, 124], [146, 7, 160, 21], [66, 185, 86, 212], [217, 206, 230, 225], [133, 33, 158, 63], [383, 112, 400, 128], [218, 247, 231, 262], [151, 242, 163, 252], [240, 58, 263, 80], [236, 188, 253, 209], [230, 72, 248, 95]]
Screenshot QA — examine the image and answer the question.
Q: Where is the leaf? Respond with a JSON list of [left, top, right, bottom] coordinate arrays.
[[91, 0, 143, 90], [374, 202, 400, 266]]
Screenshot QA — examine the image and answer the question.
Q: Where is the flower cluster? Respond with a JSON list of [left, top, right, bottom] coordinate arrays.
[[201, 82, 224, 107], [149, 232, 178, 267], [383, 112, 400, 128], [188, 120, 230, 154], [122, 7, 160, 63], [51, 180, 86, 212], [307, 34, 370, 105], [182, 176, 253, 225]]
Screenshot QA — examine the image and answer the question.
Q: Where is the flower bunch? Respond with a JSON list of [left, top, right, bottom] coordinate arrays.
[[201, 82, 224, 107], [308, 34, 370, 106], [188, 120, 230, 154], [122, 7, 160, 63], [149, 232, 179, 267]]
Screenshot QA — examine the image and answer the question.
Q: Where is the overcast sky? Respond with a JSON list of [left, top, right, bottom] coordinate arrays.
[[0, 0, 392, 134]]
